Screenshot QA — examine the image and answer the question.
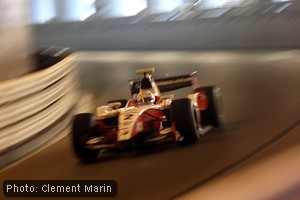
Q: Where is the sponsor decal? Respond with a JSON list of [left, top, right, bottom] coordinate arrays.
[[133, 77, 193, 91], [159, 128, 172, 135], [145, 135, 167, 143], [156, 77, 193, 87]]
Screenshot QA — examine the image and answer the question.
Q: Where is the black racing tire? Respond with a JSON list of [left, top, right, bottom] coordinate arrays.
[[107, 99, 128, 108], [72, 113, 99, 162], [194, 86, 224, 127], [170, 98, 199, 144]]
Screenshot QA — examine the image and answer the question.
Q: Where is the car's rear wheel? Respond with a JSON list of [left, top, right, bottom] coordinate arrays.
[[72, 113, 99, 162], [170, 98, 199, 144], [194, 86, 224, 127]]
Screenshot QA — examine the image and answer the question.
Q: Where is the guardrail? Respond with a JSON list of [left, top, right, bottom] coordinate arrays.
[[0, 49, 79, 169]]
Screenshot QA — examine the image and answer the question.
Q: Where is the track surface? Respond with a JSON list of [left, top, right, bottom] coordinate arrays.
[[1, 50, 300, 200]]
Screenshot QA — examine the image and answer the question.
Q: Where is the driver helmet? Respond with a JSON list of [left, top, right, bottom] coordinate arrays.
[[137, 90, 156, 103]]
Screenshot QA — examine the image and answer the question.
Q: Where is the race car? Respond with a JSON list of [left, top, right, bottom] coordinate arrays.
[[72, 68, 224, 161]]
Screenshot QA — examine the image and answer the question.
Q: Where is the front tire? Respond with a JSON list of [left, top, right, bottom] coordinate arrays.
[[170, 98, 199, 144], [72, 113, 99, 162]]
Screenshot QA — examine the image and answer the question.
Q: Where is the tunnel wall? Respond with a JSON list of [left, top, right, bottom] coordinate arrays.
[[34, 13, 300, 50], [0, 0, 34, 82], [0, 54, 79, 169]]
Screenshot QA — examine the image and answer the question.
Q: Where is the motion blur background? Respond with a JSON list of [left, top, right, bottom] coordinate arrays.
[[1, 0, 298, 81], [1, 1, 300, 199]]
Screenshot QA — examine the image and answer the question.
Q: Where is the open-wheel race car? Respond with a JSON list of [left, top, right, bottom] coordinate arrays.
[[72, 68, 224, 161]]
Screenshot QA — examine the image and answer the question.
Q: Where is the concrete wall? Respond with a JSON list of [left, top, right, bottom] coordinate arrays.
[[34, 13, 300, 51], [0, 0, 33, 82]]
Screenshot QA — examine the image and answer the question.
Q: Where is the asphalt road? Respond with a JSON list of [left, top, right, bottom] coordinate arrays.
[[1, 50, 300, 200]]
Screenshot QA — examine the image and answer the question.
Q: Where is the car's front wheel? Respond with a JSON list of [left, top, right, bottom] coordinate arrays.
[[72, 113, 99, 162], [170, 98, 199, 144]]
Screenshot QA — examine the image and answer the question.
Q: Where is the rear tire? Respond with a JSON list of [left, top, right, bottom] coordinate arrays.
[[72, 113, 99, 162], [170, 98, 199, 144], [194, 86, 224, 127]]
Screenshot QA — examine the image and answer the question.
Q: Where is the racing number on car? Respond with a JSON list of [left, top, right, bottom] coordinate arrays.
[[124, 114, 133, 120]]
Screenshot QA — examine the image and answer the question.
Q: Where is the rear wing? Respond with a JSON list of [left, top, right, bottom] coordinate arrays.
[[130, 71, 199, 96]]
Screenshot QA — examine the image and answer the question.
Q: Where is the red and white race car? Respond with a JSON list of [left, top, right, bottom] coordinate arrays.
[[72, 68, 224, 161]]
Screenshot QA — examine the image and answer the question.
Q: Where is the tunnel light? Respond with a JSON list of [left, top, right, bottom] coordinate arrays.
[[273, 0, 292, 2], [30, 0, 56, 24], [201, 0, 243, 9], [79, 0, 96, 20], [205, 0, 229, 7], [80, 8, 96, 21], [117, 0, 147, 17], [274, 2, 292, 13]]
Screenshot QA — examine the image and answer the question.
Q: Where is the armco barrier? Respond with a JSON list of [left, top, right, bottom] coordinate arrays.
[[0, 50, 80, 169]]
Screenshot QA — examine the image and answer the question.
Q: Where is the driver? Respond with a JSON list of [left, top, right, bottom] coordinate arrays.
[[137, 89, 156, 104]]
